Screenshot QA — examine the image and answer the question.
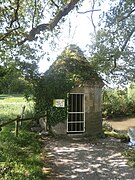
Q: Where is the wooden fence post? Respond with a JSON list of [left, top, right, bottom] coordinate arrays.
[[20, 106, 26, 126], [15, 116, 20, 137]]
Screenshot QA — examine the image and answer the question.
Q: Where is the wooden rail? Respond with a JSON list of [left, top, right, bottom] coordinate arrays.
[[0, 106, 47, 137], [0, 116, 35, 137], [0, 116, 47, 137]]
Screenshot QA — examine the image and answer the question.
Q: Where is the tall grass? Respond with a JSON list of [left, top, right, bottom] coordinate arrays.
[[0, 94, 43, 179]]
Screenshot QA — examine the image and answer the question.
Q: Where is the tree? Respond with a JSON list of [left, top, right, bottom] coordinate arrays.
[[0, 63, 33, 94], [0, 0, 85, 87], [88, 0, 135, 86], [0, 0, 82, 44], [1, 0, 134, 86], [0, 0, 83, 64]]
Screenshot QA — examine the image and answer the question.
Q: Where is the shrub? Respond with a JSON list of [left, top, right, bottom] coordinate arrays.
[[102, 88, 135, 119]]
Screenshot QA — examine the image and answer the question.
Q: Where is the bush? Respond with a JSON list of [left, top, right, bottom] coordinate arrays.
[[102, 88, 135, 119]]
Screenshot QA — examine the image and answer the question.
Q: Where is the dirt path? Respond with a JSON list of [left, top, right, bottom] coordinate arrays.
[[42, 136, 135, 180], [109, 117, 135, 131]]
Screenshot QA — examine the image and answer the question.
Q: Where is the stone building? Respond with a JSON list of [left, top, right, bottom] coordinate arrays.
[[52, 81, 103, 136], [46, 45, 104, 136]]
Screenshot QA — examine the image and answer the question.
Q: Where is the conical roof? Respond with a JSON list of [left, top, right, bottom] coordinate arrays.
[[45, 45, 103, 86]]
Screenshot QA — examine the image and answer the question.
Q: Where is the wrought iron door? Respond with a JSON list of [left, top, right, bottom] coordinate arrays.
[[67, 93, 85, 133]]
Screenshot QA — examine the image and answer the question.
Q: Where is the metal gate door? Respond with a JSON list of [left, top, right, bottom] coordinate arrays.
[[67, 93, 85, 133]]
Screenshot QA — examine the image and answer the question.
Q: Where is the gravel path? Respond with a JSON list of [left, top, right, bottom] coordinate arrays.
[[42, 136, 135, 180]]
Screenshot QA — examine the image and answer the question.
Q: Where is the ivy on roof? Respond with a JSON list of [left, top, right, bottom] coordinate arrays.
[[45, 44, 102, 84]]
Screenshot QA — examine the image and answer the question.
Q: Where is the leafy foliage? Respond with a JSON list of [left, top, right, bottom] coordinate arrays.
[[0, 95, 42, 179], [34, 71, 73, 126], [0, 64, 34, 94], [0, 123, 43, 179], [124, 149, 135, 167], [0, 0, 134, 87], [0, 0, 84, 89], [102, 87, 135, 119], [0, 0, 82, 63], [88, 0, 135, 85]]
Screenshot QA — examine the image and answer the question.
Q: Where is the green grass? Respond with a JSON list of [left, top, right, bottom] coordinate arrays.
[[0, 94, 43, 179], [0, 94, 34, 122], [123, 149, 135, 167], [0, 124, 43, 179]]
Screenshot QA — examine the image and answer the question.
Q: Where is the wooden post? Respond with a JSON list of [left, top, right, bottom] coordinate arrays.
[[15, 116, 20, 137], [20, 106, 26, 126]]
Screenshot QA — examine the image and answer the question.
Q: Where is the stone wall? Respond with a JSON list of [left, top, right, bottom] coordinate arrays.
[[51, 121, 67, 135], [85, 112, 103, 136], [71, 85, 103, 136]]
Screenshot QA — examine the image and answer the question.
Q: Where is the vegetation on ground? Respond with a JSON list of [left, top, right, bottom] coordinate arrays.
[[0, 124, 43, 179], [0, 95, 43, 179], [123, 149, 135, 167], [0, 94, 33, 122]]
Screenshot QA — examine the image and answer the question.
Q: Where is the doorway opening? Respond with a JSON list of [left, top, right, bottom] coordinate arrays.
[[67, 93, 85, 133]]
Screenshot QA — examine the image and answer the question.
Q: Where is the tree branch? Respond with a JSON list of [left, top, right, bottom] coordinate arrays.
[[10, 0, 20, 28], [110, 27, 135, 72], [121, 26, 135, 52], [118, 9, 135, 22], [0, 0, 21, 41], [49, 0, 80, 30], [50, 0, 59, 9], [18, 0, 80, 45], [32, 0, 37, 28], [0, 27, 20, 41], [78, 9, 101, 14], [90, 0, 96, 33]]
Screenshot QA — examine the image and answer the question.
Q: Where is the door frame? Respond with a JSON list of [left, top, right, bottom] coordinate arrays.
[[67, 93, 85, 133]]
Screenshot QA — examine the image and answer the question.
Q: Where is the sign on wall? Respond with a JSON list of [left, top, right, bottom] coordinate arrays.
[[53, 99, 65, 107]]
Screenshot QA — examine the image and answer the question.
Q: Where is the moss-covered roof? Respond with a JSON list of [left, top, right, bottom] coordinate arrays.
[[45, 45, 103, 86]]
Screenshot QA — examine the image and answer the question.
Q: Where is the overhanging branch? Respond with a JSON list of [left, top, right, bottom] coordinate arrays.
[[90, 0, 97, 33], [50, 0, 59, 9], [118, 9, 135, 22], [110, 26, 135, 72], [32, 0, 37, 28], [0, 27, 20, 41], [10, 0, 20, 28], [78, 9, 101, 14], [18, 0, 80, 45], [121, 26, 135, 52]]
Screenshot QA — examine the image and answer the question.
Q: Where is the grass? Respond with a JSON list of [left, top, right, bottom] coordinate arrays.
[[0, 94, 43, 179], [123, 149, 135, 167], [0, 94, 34, 122]]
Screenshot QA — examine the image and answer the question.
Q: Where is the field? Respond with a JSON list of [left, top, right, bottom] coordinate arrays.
[[0, 94, 33, 122], [0, 94, 43, 179]]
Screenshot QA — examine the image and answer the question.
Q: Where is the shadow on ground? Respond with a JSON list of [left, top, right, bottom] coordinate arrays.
[[42, 136, 135, 180]]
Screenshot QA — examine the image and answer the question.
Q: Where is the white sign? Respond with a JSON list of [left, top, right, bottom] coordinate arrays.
[[53, 99, 65, 107]]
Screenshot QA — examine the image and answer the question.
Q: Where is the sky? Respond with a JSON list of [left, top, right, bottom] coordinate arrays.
[[38, 0, 109, 73]]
